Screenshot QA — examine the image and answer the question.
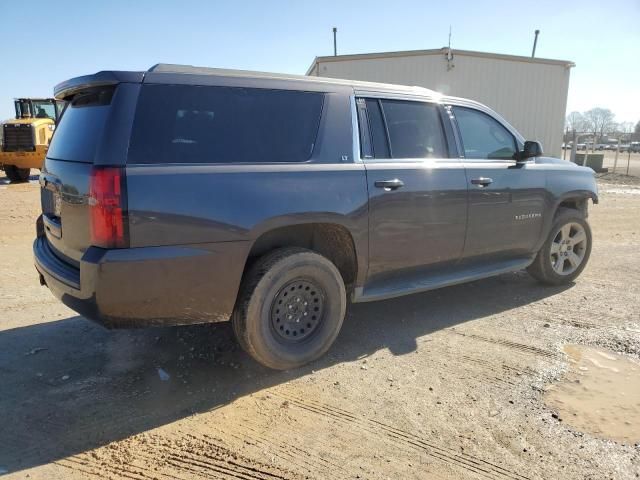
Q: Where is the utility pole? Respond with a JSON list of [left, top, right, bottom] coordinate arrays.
[[531, 29, 540, 58], [333, 27, 337, 56]]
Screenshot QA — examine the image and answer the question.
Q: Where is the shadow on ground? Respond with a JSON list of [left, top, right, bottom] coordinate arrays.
[[0, 175, 39, 186], [0, 271, 571, 473]]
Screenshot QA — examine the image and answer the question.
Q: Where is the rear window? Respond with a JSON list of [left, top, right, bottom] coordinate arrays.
[[128, 85, 324, 164], [47, 88, 114, 163]]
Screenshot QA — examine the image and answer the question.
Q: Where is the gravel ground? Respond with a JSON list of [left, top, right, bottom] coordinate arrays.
[[0, 172, 639, 479]]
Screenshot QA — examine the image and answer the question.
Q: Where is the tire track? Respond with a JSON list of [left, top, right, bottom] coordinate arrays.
[[459, 355, 538, 377], [274, 391, 530, 480], [57, 456, 163, 480], [436, 355, 518, 387], [166, 451, 287, 480], [180, 433, 297, 480], [223, 423, 344, 478], [55, 432, 302, 480], [549, 316, 637, 332], [448, 330, 558, 359]]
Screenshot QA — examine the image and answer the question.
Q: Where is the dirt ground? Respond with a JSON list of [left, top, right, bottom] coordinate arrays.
[[1, 172, 639, 480]]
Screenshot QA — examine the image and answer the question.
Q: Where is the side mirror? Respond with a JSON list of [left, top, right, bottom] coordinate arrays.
[[518, 140, 543, 161]]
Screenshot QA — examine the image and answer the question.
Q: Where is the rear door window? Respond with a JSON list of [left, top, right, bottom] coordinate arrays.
[[365, 99, 391, 159], [379, 100, 447, 159], [452, 106, 517, 160], [47, 88, 114, 163], [128, 85, 324, 164]]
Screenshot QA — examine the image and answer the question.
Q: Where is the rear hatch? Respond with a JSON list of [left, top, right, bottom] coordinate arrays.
[[40, 85, 131, 266]]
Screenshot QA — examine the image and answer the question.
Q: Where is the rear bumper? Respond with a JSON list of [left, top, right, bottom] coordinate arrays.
[[34, 235, 247, 328]]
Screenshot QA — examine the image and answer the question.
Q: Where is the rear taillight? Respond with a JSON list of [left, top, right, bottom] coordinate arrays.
[[89, 166, 128, 248]]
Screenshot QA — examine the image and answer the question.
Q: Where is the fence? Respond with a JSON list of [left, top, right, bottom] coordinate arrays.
[[562, 133, 639, 177]]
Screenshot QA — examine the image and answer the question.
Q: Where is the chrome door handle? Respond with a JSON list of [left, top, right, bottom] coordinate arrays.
[[374, 179, 404, 191], [471, 177, 493, 187]]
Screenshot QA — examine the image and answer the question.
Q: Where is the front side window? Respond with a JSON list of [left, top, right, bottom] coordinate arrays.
[[452, 106, 517, 160], [15, 100, 31, 118], [128, 85, 324, 164]]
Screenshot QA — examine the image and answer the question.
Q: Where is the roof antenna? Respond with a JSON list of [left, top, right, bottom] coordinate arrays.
[[446, 26, 454, 71], [531, 29, 540, 58], [333, 27, 338, 56]]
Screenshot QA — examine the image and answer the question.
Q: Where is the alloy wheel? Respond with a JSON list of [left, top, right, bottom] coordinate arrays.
[[550, 222, 588, 275]]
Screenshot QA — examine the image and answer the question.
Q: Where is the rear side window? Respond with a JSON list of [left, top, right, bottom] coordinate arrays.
[[47, 88, 114, 163], [452, 106, 517, 160], [128, 85, 324, 164], [380, 100, 447, 159]]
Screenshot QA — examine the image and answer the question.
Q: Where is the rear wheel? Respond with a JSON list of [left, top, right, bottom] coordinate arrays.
[[4, 165, 31, 183], [527, 208, 592, 285], [232, 248, 346, 370]]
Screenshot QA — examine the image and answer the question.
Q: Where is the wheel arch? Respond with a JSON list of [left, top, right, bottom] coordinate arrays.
[[554, 190, 599, 218], [243, 222, 361, 292], [534, 190, 597, 253]]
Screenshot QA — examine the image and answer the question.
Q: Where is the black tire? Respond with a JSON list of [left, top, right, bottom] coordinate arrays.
[[527, 207, 592, 285], [4, 165, 30, 183], [232, 247, 346, 370]]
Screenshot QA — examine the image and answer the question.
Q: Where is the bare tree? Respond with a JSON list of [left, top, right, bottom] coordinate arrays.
[[566, 111, 587, 132], [584, 108, 615, 144], [632, 120, 640, 141], [618, 121, 634, 141]]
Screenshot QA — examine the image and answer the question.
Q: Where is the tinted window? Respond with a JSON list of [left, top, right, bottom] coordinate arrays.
[[452, 107, 516, 160], [365, 99, 390, 158], [356, 98, 373, 158], [47, 88, 114, 163], [380, 100, 446, 159], [128, 85, 324, 164]]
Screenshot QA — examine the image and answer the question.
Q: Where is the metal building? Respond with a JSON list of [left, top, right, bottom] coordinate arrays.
[[306, 48, 574, 157]]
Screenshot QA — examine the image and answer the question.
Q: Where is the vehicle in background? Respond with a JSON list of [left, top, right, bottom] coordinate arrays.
[[576, 143, 587, 151], [34, 65, 598, 369], [619, 144, 631, 153], [630, 142, 640, 153], [0, 98, 65, 182]]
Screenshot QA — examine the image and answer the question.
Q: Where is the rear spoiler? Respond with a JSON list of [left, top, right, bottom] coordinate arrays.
[[54, 71, 145, 100]]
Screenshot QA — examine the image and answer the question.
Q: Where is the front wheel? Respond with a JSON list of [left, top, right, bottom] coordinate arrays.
[[232, 248, 346, 370], [4, 165, 31, 183], [527, 208, 592, 285]]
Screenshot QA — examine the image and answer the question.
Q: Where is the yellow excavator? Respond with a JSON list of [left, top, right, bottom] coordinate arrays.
[[0, 98, 65, 182]]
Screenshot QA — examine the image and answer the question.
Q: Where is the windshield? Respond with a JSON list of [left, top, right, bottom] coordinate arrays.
[[31, 101, 57, 119]]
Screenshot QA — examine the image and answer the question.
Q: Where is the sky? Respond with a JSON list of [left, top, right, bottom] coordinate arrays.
[[1, 0, 639, 123]]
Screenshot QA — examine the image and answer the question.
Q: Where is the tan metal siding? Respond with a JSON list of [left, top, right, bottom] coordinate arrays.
[[314, 53, 570, 157]]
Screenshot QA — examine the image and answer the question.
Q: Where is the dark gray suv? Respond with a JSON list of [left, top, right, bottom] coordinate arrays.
[[34, 64, 598, 369]]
